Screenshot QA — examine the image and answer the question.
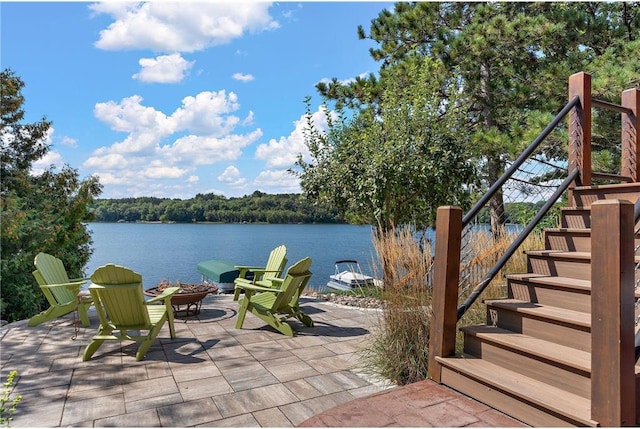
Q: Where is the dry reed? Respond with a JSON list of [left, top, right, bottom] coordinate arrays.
[[361, 225, 545, 384], [362, 226, 433, 385]]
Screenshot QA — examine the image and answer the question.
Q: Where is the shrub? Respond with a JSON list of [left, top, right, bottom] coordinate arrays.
[[0, 370, 22, 427]]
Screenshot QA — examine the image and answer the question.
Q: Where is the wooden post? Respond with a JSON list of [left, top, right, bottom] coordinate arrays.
[[429, 206, 462, 383], [591, 199, 636, 426], [568, 72, 592, 205], [621, 88, 640, 181]]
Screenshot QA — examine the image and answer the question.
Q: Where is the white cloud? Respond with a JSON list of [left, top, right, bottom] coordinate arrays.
[[172, 90, 241, 136], [91, 2, 279, 53], [255, 107, 331, 168], [142, 166, 187, 179], [31, 150, 63, 175], [218, 165, 247, 187], [61, 136, 78, 148], [83, 153, 130, 170], [94, 95, 174, 135], [133, 53, 195, 83], [253, 169, 300, 192], [232, 72, 254, 82], [86, 90, 262, 196], [161, 130, 262, 165]]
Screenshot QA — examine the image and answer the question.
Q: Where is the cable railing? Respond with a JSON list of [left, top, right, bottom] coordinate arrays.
[[452, 72, 639, 321], [455, 97, 579, 320]]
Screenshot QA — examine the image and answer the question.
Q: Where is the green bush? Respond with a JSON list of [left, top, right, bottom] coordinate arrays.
[[0, 371, 22, 427]]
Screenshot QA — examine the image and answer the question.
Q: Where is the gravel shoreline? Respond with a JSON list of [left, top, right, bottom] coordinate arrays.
[[303, 290, 384, 309]]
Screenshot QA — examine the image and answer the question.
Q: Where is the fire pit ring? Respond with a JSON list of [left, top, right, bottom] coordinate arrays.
[[144, 282, 218, 317]]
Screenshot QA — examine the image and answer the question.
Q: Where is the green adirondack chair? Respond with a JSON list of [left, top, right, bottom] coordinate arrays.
[[28, 252, 93, 327], [235, 257, 313, 336], [233, 244, 287, 301], [82, 264, 179, 362]]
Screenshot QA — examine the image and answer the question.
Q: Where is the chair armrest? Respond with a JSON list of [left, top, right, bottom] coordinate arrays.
[[69, 277, 90, 283], [40, 280, 86, 290], [147, 287, 180, 303], [235, 265, 267, 271], [238, 283, 283, 294]]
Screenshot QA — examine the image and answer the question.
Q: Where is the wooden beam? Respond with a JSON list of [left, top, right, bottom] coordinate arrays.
[[568, 72, 592, 204], [621, 88, 640, 182], [429, 206, 462, 383], [591, 199, 636, 426]]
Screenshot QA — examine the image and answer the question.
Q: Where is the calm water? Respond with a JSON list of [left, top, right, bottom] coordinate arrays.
[[84, 223, 380, 292]]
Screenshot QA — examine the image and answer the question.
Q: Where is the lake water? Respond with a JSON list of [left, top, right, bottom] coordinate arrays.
[[84, 223, 381, 292]]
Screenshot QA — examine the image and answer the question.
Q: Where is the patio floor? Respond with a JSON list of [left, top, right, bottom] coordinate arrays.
[[0, 294, 526, 427]]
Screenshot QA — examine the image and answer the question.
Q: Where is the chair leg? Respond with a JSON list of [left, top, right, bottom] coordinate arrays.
[[254, 310, 294, 337], [27, 311, 52, 327], [83, 339, 104, 361], [78, 303, 91, 327], [296, 312, 314, 327], [27, 305, 70, 327], [136, 338, 155, 361], [235, 298, 249, 329], [167, 311, 176, 339], [136, 322, 165, 361]]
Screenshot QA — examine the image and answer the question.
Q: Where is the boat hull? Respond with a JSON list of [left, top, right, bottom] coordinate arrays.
[[326, 271, 376, 292]]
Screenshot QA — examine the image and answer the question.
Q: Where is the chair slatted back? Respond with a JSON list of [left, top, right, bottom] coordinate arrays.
[[264, 245, 288, 282], [34, 253, 76, 305], [90, 264, 150, 329], [271, 257, 312, 311]]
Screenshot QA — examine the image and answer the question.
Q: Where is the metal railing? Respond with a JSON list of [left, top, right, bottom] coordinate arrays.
[[455, 97, 580, 320], [455, 86, 637, 320]]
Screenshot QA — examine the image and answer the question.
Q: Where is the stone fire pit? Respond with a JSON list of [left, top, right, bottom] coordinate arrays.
[[144, 280, 218, 317]]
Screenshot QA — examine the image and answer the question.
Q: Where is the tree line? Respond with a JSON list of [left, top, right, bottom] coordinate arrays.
[[91, 192, 549, 227], [90, 191, 344, 224]]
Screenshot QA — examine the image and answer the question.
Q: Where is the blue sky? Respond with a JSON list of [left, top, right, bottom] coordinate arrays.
[[2, 1, 393, 199]]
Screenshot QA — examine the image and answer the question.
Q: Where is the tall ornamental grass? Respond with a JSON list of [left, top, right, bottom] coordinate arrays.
[[362, 225, 545, 385], [363, 227, 433, 385], [457, 227, 545, 346]]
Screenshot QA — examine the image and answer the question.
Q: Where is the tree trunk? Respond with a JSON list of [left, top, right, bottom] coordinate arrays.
[[480, 62, 506, 239]]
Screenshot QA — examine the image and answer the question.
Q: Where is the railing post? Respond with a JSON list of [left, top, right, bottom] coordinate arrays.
[[621, 88, 640, 181], [568, 72, 592, 205], [591, 199, 636, 426], [429, 206, 462, 383]]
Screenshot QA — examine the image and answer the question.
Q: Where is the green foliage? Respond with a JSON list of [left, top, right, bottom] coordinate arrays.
[[323, 2, 638, 231], [296, 57, 476, 233], [91, 192, 342, 224], [0, 370, 22, 427], [1, 69, 102, 323]]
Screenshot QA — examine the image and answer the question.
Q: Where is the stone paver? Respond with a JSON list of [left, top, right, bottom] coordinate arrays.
[[1, 294, 527, 427]]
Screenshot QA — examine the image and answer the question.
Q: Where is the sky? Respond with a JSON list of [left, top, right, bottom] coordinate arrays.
[[1, 1, 393, 199]]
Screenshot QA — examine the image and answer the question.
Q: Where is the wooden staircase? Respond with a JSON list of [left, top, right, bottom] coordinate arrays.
[[434, 183, 640, 426]]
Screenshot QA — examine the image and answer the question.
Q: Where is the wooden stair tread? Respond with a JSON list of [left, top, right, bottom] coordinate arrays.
[[505, 274, 640, 298], [525, 249, 640, 262], [506, 274, 591, 291], [436, 355, 597, 426], [545, 227, 640, 236], [484, 298, 591, 327], [545, 227, 590, 233], [461, 325, 591, 372], [573, 182, 640, 191], [525, 250, 590, 259]]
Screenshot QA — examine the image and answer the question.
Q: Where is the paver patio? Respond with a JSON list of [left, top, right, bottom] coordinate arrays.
[[1, 294, 526, 427]]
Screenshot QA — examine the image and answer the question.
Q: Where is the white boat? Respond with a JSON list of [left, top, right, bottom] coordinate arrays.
[[326, 260, 377, 292]]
